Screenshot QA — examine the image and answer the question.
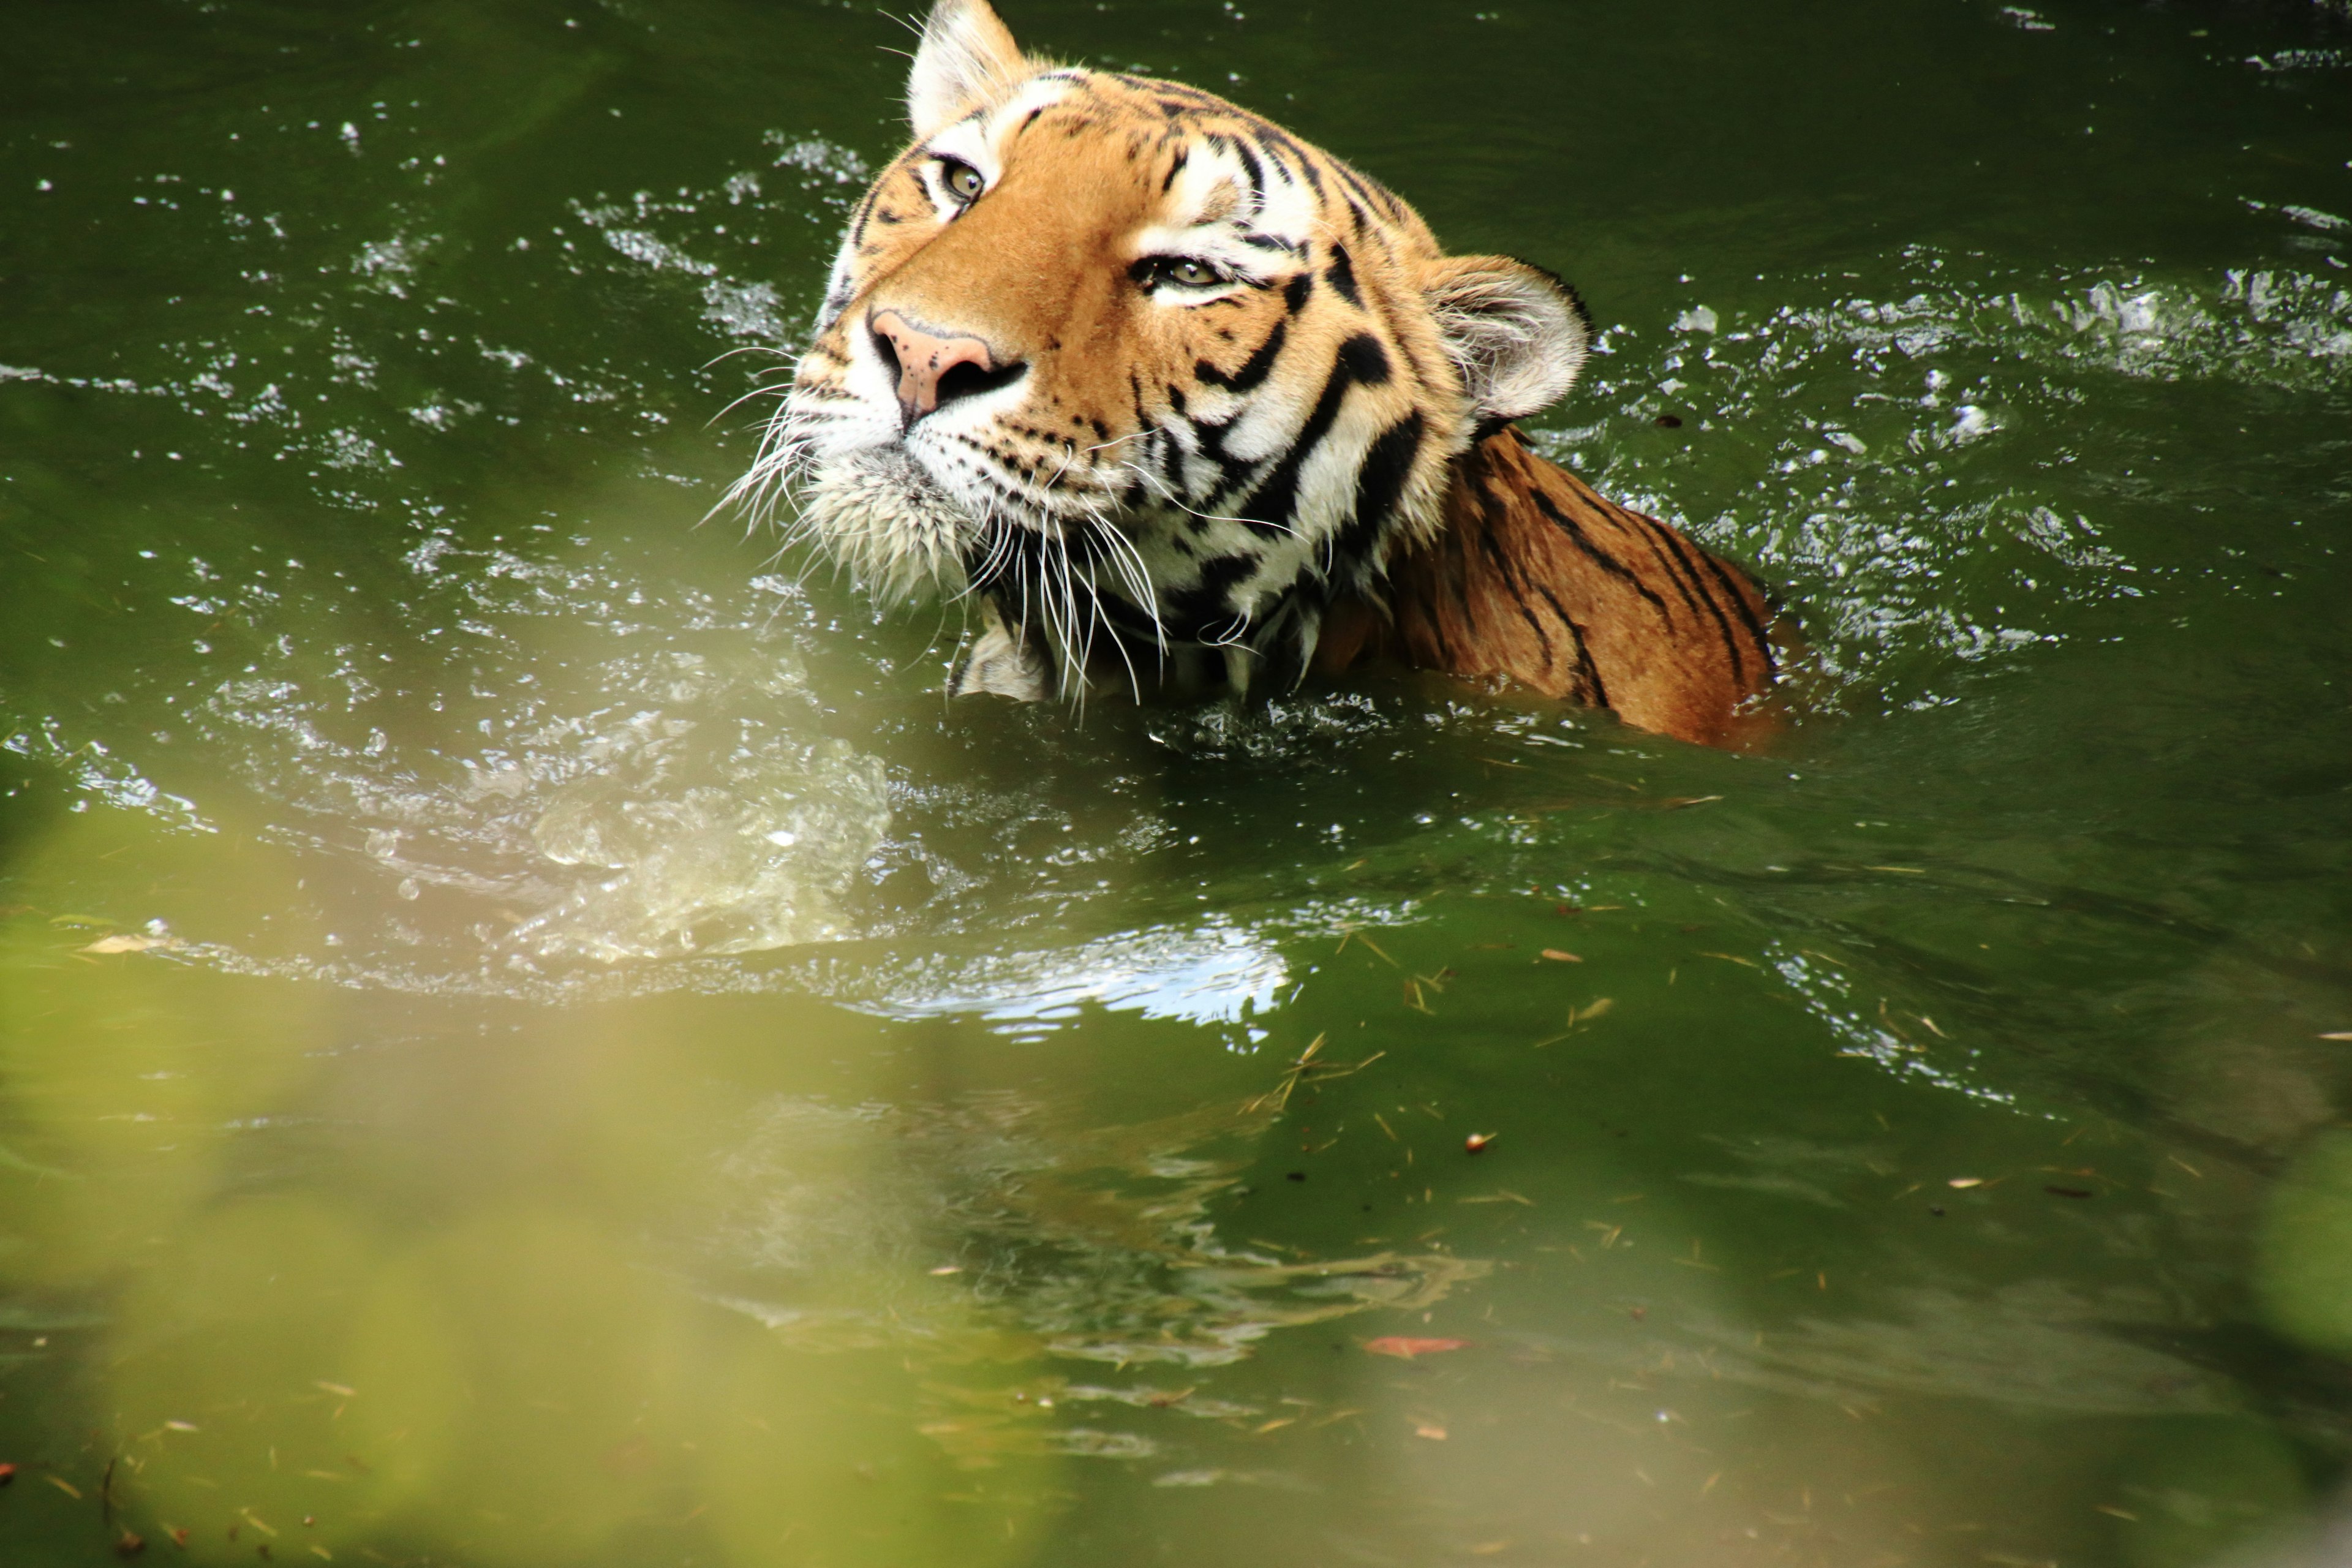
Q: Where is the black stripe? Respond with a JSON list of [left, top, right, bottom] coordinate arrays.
[[1692, 549, 1776, 677], [1196, 318, 1287, 391], [1283, 272, 1313, 313], [1335, 165, 1389, 222], [1163, 552, 1261, 640], [1532, 584, 1610, 707], [1671, 526, 1776, 680], [1235, 343, 1360, 537], [1331, 410, 1423, 576], [1255, 126, 1325, 197], [1616, 505, 1718, 628], [1326, 244, 1360, 306], [1117, 75, 1214, 102], [1186, 411, 1256, 502], [1231, 136, 1268, 212], [1620, 507, 1754, 684], [1526, 488, 1673, 618], [1336, 333, 1390, 385], [1476, 524, 1556, 665], [1238, 232, 1302, 255], [1161, 146, 1189, 191]]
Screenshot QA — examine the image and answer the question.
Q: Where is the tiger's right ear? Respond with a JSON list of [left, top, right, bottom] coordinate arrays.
[[907, 0, 1028, 138], [1423, 255, 1594, 428]]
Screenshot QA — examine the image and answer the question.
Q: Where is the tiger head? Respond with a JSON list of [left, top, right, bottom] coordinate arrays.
[[737, 0, 1591, 695]]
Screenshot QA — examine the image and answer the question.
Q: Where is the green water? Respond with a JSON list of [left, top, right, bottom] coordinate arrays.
[[4, 0, 2351, 1563]]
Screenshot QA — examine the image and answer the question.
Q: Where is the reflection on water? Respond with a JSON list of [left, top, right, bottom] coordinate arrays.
[[856, 921, 1292, 1038], [698, 1094, 1485, 1368]]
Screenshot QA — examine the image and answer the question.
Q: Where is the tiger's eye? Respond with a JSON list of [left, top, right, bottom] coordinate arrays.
[[940, 160, 984, 202], [1165, 259, 1217, 287]]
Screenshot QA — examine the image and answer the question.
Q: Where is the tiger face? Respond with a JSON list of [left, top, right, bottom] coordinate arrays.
[[736, 0, 1591, 698]]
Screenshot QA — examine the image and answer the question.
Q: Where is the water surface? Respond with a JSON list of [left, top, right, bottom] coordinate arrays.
[[4, 1, 2351, 1564]]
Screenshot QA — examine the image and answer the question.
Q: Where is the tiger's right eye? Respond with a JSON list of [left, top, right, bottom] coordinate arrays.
[[938, 159, 985, 203]]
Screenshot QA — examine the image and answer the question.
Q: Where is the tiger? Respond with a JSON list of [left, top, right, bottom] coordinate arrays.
[[729, 0, 1777, 748]]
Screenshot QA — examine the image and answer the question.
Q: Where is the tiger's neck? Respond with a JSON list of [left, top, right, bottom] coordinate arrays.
[[1317, 429, 1776, 747]]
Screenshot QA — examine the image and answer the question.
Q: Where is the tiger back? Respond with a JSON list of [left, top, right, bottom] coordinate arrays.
[[731, 0, 1777, 747]]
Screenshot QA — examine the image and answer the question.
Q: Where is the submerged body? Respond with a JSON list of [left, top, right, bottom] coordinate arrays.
[[733, 0, 1774, 746]]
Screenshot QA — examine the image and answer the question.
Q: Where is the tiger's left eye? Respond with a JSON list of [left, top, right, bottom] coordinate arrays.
[[1164, 259, 1219, 287], [939, 159, 985, 203]]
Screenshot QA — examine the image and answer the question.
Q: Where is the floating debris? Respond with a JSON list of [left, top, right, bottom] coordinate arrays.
[[81, 933, 183, 956], [1244, 1035, 1384, 1115], [1363, 1337, 1470, 1360]]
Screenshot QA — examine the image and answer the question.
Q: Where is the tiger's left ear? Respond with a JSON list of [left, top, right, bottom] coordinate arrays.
[[1423, 256, 1593, 426], [907, 0, 1029, 138]]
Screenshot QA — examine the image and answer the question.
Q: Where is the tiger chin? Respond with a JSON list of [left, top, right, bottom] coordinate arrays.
[[731, 0, 1778, 748]]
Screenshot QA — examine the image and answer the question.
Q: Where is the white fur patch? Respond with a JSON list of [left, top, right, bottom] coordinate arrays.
[[1425, 257, 1590, 423], [906, 0, 1027, 137]]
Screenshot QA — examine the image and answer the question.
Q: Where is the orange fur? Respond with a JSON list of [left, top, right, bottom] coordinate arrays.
[[1319, 431, 1776, 747]]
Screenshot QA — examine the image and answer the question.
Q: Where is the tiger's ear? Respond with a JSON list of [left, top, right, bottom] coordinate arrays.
[[907, 0, 1028, 138], [1423, 256, 1593, 426]]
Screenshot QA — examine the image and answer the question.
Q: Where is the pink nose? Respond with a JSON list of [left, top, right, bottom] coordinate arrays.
[[869, 310, 1002, 421]]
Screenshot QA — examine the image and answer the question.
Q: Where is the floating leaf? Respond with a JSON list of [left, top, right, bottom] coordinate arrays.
[[1539, 949, 1582, 963], [1362, 1337, 1470, 1360]]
